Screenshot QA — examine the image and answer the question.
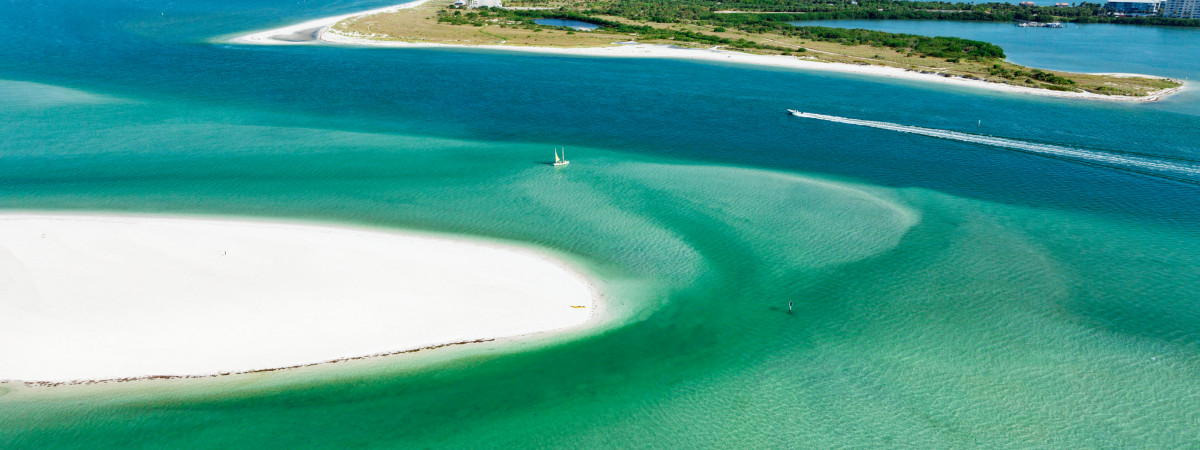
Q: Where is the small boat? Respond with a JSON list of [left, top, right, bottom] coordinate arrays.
[[1017, 21, 1064, 28], [787, 109, 804, 116], [553, 147, 570, 166]]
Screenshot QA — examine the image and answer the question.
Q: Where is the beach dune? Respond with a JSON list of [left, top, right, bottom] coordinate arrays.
[[0, 214, 595, 383]]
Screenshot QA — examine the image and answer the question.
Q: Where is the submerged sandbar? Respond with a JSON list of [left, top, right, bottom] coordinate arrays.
[[0, 213, 596, 383]]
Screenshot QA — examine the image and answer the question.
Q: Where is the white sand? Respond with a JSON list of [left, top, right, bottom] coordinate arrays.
[[0, 213, 595, 383], [322, 32, 1183, 102], [229, 0, 430, 45], [228, 1, 1182, 103]]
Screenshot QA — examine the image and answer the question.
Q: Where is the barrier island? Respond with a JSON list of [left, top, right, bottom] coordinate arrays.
[[318, 0, 1183, 100]]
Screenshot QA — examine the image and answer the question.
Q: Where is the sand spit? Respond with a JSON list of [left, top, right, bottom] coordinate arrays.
[[0, 213, 596, 383], [323, 30, 1184, 102], [229, 1, 1181, 103], [229, 0, 430, 45]]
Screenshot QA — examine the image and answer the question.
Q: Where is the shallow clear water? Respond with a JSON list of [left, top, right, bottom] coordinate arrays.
[[533, 18, 601, 30], [2, 2, 1200, 447]]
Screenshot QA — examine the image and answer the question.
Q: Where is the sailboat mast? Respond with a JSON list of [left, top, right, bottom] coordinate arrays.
[[551, 146, 569, 166]]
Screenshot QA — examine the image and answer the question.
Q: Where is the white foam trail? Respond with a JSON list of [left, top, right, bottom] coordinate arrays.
[[790, 111, 1200, 180]]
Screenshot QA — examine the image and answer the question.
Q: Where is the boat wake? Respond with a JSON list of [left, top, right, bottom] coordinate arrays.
[[788, 110, 1200, 183]]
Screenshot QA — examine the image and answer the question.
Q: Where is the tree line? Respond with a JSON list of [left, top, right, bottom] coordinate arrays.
[[581, 0, 1199, 27]]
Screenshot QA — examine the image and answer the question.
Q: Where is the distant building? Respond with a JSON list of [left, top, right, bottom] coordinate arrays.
[[469, 0, 503, 8], [1054, 2, 1071, 6], [1106, 0, 1162, 15], [1019, 1, 1036, 5], [1162, 0, 1200, 17]]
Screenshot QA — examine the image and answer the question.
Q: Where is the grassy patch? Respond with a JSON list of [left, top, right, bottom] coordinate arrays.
[[333, 0, 1182, 97]]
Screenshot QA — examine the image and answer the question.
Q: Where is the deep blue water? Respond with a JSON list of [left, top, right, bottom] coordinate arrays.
[[794, 18, 1200, 119], [5, 0, 1198, 219], [3, 1, 1200, 446], [796, 20, 1200, 82]]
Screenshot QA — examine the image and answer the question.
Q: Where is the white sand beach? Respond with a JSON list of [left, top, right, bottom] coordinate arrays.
[[0, 213, 596, 383], [229, 0, 431, 45], [228, 1, 1182, 103]]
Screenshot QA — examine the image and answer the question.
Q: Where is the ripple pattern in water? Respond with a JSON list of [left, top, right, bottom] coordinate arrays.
[[1, 2, 1200, 447]]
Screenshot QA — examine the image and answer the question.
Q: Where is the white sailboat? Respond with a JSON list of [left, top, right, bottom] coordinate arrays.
[[553, 147, 570, 166]]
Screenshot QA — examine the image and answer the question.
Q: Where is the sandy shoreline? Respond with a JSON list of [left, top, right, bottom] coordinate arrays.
[[229, 0, 431, 45], [0, 213, 598, 383], [227, 1, 1182, 103]]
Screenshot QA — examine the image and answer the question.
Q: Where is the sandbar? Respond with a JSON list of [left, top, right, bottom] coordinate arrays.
[[229, 1, 430, 45], [0, 213, 596, 383]]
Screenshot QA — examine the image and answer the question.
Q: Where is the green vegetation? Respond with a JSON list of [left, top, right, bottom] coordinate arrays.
[[987, 64, 1075, 85], [439, 9, 797, 51], [335, 0, 1183, 98], [784, 26, 1004, 60], [511, 0, 1200, 27], [439, 7, 1004, 58]]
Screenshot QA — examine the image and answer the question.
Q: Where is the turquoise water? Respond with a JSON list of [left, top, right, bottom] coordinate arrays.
[[533, 18, 602, 30], [2, 1, 1200, 447]]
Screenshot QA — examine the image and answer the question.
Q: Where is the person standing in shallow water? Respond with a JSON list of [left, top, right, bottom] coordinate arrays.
[[788, 301, 793, 313]]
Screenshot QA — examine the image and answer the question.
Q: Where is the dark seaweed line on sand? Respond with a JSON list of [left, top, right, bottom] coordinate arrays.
[[13, 338, 496, 388]]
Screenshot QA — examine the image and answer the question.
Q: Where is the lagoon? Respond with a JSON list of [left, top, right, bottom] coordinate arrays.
[[793, 19, 1200, 112], [533, 18, 602, 31], [792, 20, 1200, 78]]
